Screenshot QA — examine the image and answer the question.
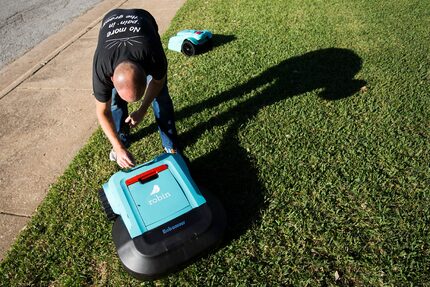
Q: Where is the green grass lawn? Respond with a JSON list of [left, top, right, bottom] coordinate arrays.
[[1, 0, 429, 286]]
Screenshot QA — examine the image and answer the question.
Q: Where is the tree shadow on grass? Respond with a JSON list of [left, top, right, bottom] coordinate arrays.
[[134, 48, 366, 241]]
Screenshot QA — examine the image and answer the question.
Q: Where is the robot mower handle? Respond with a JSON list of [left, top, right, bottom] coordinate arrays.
[[125, 164, 168, 186]]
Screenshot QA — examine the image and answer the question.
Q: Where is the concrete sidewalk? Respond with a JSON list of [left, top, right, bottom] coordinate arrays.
[[0, 0, 185, 261]]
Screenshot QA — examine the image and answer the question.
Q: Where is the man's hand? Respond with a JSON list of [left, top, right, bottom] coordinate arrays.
[[115, 147, 135, 168], [125, 108, 146, 129], [125, 74, 166, 129]]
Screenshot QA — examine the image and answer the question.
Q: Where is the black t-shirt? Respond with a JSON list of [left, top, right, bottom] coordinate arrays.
[[92, 9, 167, 102]]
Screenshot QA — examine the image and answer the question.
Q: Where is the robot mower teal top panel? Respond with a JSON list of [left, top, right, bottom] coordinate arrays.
[[127, 167, 191, 228], [103, 154, 206, 238]]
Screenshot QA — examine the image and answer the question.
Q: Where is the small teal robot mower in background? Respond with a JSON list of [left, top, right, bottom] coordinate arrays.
[[99, 153, 226, 280], [168, 29, 213, 56]]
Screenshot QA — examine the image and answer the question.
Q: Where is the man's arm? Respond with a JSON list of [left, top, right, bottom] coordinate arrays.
[[125, 74, 166, 128], [95, 99, 135, 168]]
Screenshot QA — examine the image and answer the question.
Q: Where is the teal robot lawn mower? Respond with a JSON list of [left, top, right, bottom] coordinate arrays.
[[168, 29, 213, 56], [98, 153, 226, 280]]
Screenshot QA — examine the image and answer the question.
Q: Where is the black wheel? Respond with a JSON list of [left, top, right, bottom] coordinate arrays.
[[181, 40, 196, 56], [98, 188, 117, 221]]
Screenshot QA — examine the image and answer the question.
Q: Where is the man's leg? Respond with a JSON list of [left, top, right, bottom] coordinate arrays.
[[152, 82, 179, 153], [111, 88, 130, 147]]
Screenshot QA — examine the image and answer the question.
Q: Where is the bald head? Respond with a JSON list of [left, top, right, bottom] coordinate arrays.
[[112, 61, 146, 102]]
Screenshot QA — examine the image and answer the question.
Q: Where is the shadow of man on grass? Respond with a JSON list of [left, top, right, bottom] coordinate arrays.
[[136, 48, 366, 242], [184, 48, 366, 241]]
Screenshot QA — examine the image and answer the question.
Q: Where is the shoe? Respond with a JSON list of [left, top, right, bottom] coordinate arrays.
[[109, 149, 117, 161]]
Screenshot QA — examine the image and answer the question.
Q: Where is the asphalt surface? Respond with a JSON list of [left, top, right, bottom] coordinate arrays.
[[0, 0, 103, 70]]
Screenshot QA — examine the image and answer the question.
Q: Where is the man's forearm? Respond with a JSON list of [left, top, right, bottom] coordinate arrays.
[[97, 108, 124, 151], [138, 76, 166, 114]]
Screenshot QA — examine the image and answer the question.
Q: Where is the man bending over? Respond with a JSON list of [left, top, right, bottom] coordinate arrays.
[[92, 8, 179, 168]]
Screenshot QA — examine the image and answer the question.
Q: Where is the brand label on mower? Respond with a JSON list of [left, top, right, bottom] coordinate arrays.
[[147, 184, 172, 205], [150, 184, 161, 195], [129, 168, 191, 226], [162, 220, 186, 234]]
